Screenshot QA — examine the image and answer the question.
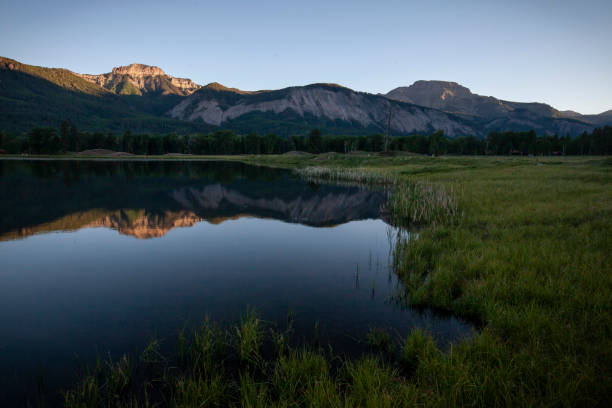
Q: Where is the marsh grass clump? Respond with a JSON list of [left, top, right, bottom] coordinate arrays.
[[63, 354, 136, 408], [400, 329, 439, 372], [172, 374, 227, 408], [140, 339, 165, 367], [384, 180, 462, 309], [387, 181, 461, 228], [238, 372, 269, 408], [366, 328, 393, 353], [272, 349, 332, 404], [235, 307, 264, 366], [63, 371, 101, 408], [296, 166, 393, 186], [344, 356, 417, 407], [388, 229, 439, 306], [105, 355, 134, 400], [190, 319, 226, 375]]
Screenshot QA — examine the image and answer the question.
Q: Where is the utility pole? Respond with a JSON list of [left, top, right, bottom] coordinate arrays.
[[385, 104, 393, 152]]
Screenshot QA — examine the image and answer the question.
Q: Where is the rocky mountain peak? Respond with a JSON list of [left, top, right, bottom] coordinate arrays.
[[385, 80, 597, 132], [111, 63, 166, 77], [76, 63, 201, 96], [389, 80, 474, 103]]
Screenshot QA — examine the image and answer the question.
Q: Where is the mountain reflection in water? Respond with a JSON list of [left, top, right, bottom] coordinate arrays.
[[0, 159, 386, 240]]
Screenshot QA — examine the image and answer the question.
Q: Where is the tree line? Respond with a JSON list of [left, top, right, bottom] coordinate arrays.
[[0, 122, 610, 156]]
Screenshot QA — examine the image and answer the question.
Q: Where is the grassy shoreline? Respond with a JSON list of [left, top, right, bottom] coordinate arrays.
[[5, 154, 611, 406], [248, 153, 612, 406]]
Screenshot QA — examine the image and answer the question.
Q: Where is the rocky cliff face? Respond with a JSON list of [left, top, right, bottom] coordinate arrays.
[[89, 210, 203, 239], [77, 63, 201, 96], [386, 80, 595, 135], [111, 63, 165, 77], [168, 83, 479, 137]]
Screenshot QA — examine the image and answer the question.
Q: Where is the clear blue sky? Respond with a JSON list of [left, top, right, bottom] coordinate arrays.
[[1, 0, 611, 114]]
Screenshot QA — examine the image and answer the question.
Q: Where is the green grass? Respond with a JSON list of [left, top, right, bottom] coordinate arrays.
[[21, 153, 612, 406]]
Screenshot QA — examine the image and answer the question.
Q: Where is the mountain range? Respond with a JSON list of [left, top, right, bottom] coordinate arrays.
[[1, 56, 609, 137]]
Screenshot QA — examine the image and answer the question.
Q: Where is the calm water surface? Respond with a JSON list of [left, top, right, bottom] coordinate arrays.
[[0, 159, 472, 404]]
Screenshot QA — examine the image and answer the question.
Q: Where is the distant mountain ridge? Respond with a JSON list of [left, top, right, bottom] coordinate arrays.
[[386, 80, 605, 136], [1, 57, 610, 137], [168, 82, 479, 137], [387, 81, 553, 117]]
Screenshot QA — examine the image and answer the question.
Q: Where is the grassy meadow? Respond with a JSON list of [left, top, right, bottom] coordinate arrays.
[[7, 153, 610, 407]]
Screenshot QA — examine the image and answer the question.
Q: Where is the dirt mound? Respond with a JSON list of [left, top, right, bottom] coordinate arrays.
[[314, 152, 340, 161], [77, 149, 134, 156], [376, 151, 420, 157]]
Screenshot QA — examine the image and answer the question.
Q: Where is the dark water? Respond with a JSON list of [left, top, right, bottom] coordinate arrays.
[[0, 159, 472, 404]]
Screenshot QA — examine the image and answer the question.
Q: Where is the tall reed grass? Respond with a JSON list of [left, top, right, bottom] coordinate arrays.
[[297, 166, 461, 228], [295, 166, 394, 185], [386, 181, 461, 227]]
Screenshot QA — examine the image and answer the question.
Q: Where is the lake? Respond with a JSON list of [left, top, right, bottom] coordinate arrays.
[[0, 159, 472, 404]]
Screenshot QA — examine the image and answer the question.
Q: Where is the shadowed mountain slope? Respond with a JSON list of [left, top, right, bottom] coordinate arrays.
[[0, 57, 211, 133], [169, 82, 480, 137]]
